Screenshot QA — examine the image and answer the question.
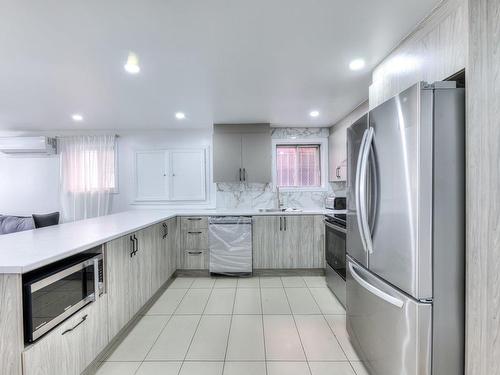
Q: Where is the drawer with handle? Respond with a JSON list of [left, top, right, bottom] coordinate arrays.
[[182, 228, 208, 250], [22, 297, 108, 375], [180, 217, 208, 231], [182, 249, 208, 269]]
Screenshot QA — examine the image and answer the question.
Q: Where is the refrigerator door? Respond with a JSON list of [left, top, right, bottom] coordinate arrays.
[[346, 256, 432, 375], [346, 114, 369, 267], [366, 82, 433, 299]]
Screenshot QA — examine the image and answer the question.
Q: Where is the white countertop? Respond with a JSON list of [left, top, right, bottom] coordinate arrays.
[[0, 208, 326, 274]]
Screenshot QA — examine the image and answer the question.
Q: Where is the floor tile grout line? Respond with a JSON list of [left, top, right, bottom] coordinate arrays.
[[180, 282, 215, 367], [139, 279, 192, 375], [314, 278, 359, 375], [221, 281, 238, 375], [283, 283, 312, 375], [101, 275, 358, 375], [258, 285, 269, 375]]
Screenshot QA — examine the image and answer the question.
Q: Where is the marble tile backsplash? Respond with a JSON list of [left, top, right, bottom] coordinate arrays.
[[216, 183, 329, 210]]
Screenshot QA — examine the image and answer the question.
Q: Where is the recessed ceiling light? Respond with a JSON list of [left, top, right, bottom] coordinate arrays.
[[309, 110, 320, 118], [175, 112, 186, 120], [124, 52, 140, 74], [71, 114, 83, 122], [349, 58, 366, 71]]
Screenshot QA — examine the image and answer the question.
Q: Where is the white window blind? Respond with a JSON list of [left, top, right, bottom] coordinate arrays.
[[276, 145, 321, 187]]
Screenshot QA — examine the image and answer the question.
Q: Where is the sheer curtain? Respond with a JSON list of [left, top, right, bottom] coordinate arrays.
[[58, 135, 116, 222]]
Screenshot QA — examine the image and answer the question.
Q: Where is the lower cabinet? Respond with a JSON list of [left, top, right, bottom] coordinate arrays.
[[106, 223, 175, 339], [179, 217, 209, 269], [22, 295, 108, 375], [253, 215, 324, 269], [151, 218, 179, 292], [106, 235, 134, 338]]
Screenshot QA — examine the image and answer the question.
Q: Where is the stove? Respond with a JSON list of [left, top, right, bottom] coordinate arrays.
[[324, 196, 347, 307]]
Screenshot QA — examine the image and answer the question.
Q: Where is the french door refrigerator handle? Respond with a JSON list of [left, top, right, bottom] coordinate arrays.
[[355, 129, 369, 254], [359, 127, 374, 254], [348, 262, 404, 308]]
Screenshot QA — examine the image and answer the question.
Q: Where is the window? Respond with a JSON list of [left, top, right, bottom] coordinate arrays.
[[276, 144, 321, 187], [59, 135, 117, 194]]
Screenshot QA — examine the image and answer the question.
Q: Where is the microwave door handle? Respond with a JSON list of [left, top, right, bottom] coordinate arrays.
[[359, 127, 374, 254], [348, 262, 404, 308], [355, 129, 369, 253]]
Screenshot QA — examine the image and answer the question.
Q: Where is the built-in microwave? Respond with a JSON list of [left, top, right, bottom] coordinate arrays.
[[22, 251, 104, 343]]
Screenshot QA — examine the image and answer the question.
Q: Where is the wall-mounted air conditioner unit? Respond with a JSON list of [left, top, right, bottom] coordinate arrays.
[[0, 136, 57, 155]]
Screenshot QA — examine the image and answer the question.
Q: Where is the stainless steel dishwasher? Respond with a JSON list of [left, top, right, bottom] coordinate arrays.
[[208, 216, 252, 276]]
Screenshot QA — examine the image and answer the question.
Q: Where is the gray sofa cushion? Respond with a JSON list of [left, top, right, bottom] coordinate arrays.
[[0, 215, 35, 235]]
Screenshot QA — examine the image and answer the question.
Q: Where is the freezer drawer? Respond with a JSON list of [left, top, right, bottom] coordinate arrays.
[[346, 257, 431, 375]]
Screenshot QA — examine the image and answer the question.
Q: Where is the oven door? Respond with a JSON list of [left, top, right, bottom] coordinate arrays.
[[24, 256, 99, 342], [325, 218, 347, 307], [325, 219, 347, 279]]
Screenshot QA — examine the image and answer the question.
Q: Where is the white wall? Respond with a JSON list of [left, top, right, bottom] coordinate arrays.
[[0, 154, 60, 216], [0, 129, 215, 216]]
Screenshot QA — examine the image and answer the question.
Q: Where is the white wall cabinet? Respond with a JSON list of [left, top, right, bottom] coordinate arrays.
[[328, 124, 348, 182], [170, 150, 206, 201], [135, 149, 207, 202], [328, 102, 369, 183]]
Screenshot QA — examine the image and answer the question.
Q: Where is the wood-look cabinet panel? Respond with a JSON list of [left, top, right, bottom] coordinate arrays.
[[181, 229, 208, 250], [0, 274, 23, 375], [466, 0, 500, 372], [180, 217, 208, 230], [181, 249, 209, 269], [253, 216, 280, 268], [23, 296, 108, 375], [368, 0, 467, 108], [151, 222, 168, 293], [253, 215, 324, 269], [106, 235, 133, 338], [167, 217, 179, 277]]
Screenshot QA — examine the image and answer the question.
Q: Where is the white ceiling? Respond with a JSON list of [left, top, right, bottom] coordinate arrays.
[[0, 0, 439, 130]]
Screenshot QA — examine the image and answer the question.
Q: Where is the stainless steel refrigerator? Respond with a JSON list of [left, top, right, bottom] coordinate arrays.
[[346, 81, 465, 375]]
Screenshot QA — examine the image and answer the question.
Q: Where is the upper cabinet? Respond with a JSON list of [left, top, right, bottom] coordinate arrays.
[[328, 124, 348, 182], [135, 148, 207, 202], [213, 123, 271, 183], [328, 101, 369, 182]]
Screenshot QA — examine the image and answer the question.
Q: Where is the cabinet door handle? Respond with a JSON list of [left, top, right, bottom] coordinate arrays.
[[188, 218, 202, 221], [279, 217, 283, 231], [62, 314, 88, 335], [239, 168, 242, 181], [133, 235, 139, 254], [130, 236, 135, 257], [188, 231, 202, 234], [284, 217, 287, 231], [336, 166, 341, 178], [188, 251, 202, 255], [162, 223, 168, 239], [243, 168, 246, 182]]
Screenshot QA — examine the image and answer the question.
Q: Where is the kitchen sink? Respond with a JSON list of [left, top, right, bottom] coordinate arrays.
[[257, 208, 302, 213]]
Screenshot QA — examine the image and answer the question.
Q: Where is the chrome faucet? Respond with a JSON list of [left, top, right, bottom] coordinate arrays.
[[276, 186, 284, 210]]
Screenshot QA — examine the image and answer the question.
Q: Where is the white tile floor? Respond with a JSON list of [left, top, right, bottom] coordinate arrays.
[[95, 276, 370, 375]]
